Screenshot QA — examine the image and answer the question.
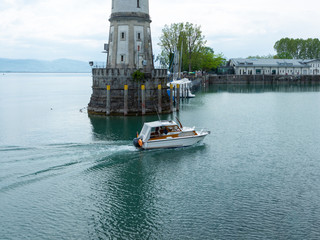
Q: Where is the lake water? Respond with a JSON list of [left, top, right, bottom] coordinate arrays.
[[1, 73, 320, 239]]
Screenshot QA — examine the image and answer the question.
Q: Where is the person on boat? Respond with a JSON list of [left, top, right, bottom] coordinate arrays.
[[159, 126, 168, 135], [155, 127, 160, 136]]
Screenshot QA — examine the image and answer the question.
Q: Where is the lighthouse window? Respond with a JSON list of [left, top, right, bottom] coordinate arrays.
[[120, 55, 125, 62], [137, 32, 141, 40], [120, 32, 126, 41], [137, 0, 140, 8]]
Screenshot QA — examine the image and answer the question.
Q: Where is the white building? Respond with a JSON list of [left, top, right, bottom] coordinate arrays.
[[229, 58, 320, 75], [107, 0, 154, 71], [307, 59, 320, 75]]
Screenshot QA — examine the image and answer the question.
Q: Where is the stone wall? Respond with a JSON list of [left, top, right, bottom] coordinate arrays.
[[88, 68, 171, 115], [209, 75, 320, 84]]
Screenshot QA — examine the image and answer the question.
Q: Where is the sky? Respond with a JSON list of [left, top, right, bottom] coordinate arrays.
[[1, 0, 320, 62]]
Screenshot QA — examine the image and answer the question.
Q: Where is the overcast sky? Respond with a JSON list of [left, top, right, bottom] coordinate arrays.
[[1, 0, 320, 62]]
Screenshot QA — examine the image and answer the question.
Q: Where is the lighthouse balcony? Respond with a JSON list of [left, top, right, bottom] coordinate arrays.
[[109, 12, 151, 22]]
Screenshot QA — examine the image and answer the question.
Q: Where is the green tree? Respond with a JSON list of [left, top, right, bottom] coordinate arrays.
[[184, 22, 206, 72], [155, 52, 169, 69], [157, 23, 184, 68], [198, 47, 226, 72], [157, 22, 207, 72], [247, 54, 275, 59], [274, 38, 320, 59]]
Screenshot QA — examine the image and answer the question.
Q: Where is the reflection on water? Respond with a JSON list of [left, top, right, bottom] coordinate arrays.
[[85, 127, 208, 238], [2, 74, 320, 239], [88, 154, 153, 238], [89, 114, 178, 141], [87, 112, 209, 238], [84, 83, 320, 238], [209, 83, 320, 93]]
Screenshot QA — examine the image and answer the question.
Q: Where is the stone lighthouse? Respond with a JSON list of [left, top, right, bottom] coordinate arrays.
[[108, 0, 153, 72], [88, 0, 171, 116]]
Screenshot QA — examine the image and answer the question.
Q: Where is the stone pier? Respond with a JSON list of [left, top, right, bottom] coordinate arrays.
[[88, 68, 172, 116]]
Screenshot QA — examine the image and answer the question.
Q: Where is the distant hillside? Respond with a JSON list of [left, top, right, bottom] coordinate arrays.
[[0, 58, 91, 73]]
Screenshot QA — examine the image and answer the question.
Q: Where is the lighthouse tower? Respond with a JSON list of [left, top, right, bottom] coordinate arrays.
[[88, 0, 171, 116], [107, 0, 154, 72]]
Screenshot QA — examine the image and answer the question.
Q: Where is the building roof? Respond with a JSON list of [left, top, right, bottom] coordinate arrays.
[[230, 58, 312, 68], [303, 59, 320, 63]]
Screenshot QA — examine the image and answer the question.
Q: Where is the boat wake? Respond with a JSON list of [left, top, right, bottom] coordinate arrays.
[[0, 141, 137, 194]]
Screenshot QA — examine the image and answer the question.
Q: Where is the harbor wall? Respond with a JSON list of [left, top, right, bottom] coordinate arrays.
[[208, 75, 320, 85]]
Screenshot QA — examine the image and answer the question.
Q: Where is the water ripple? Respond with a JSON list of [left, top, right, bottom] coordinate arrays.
[[20, 161, 79, 178], [0, 145, 37, 152], [0, 173, 60, 193]]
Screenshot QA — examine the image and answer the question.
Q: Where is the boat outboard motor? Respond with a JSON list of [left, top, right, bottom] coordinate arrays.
[[133, 138, 143, 148]]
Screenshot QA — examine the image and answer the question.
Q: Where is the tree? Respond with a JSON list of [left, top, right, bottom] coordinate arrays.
[[157, 23, 184, 68], [157, 22, 207, 72], [198, 47, 226, 72], [212, 53, 227, 70], [247, 54, 275, 59], [184, 22, 206, 72], [274, 38, 320, 59], [155, 52, 169, 69]]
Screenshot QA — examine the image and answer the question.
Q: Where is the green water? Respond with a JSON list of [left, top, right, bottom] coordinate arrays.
[[1, 73, 320, 239]]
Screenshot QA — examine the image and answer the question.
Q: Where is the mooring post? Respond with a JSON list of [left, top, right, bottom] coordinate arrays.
[[141, 84, 146, 115], [170, 84, 173, 113], [106, 85, 110, 115], [187, 83, 189, 98], [176, 84, 180, 112], [180, 84, 182, 99], [124, 84, 128, 116], [158, 84, 162, 114]]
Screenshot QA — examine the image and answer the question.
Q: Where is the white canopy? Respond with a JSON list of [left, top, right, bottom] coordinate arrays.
[[167, 78, 192, 87], [139, 120, 178, 142]]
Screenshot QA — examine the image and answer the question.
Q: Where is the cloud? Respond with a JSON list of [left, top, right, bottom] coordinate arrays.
[[1, 0, 320, 60], [0, 0, 108, 60], [151, 0, 320, 58]]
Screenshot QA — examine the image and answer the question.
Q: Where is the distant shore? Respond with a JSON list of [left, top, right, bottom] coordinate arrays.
[[0, 58, 91, 73], [0, 71, 90, 73]]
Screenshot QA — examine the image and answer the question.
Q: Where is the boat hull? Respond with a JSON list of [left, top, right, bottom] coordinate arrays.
[[142, 133, 208, 150]]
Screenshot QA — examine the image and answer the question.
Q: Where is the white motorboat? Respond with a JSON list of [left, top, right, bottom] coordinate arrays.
[[133, 120, 210, 150], [167, 78, 195, 98]]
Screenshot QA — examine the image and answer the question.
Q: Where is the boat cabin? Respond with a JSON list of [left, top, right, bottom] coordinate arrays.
[[149, 125, 182, 139], [138, 120, 198, 142], [138, 121, 182, 141]]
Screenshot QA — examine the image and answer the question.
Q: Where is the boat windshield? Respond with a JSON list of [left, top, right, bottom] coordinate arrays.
[[166, 125, 181, 133], [149, 126, 169, 139], [139, 124, 151, 142]]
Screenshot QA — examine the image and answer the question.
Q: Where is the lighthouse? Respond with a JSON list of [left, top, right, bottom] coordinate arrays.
[[88, 0, 171, 116], [107, 0, 154, 72]]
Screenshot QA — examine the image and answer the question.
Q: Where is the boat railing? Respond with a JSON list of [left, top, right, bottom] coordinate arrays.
[[196, 128, 211, 135]]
